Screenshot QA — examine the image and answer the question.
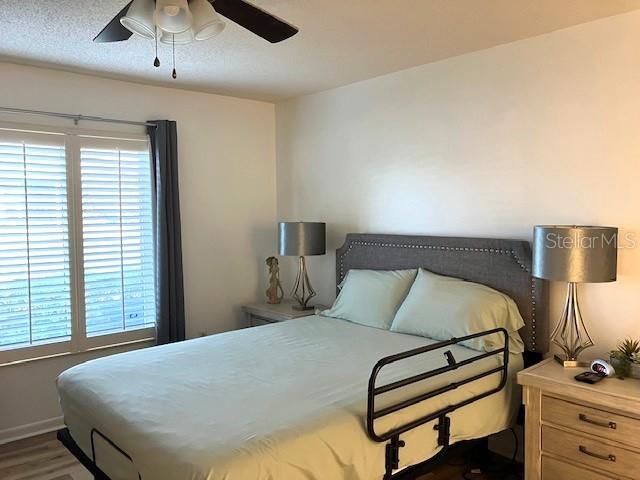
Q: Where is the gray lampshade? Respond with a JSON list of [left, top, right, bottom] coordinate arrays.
[[278, 222, 326, 256], [532, 226, 618, 283]]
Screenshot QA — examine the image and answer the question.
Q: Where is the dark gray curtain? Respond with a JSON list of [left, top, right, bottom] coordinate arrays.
[[148, 120, 186, 344]]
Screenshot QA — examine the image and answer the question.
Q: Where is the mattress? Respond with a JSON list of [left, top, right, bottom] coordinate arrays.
[[57, 315, 523, 480]]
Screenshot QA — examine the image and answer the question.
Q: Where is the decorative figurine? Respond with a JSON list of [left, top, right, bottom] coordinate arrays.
[[265, 256, 284, 304]]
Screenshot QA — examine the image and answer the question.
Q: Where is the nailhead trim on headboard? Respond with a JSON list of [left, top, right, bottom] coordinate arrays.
[[338, 239, 539, 351]]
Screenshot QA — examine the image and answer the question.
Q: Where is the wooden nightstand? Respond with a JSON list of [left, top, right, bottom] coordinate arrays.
[[518, 358, 640, 480], [242, 302, 327, 327]]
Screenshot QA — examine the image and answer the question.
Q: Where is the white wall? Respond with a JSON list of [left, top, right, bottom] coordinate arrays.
[[0, 63, 276, 438], [276, 10, 640, 360]]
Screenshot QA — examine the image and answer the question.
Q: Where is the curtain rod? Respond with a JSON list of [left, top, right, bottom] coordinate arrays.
[[0, 106, 157, 128]]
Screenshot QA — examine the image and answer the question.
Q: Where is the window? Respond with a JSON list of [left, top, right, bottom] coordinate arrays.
[[0, 127, 156, 364], [80, 140, 156, 337], [0, 132, 72, 351]]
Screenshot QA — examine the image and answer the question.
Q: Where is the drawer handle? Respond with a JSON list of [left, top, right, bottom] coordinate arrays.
[[578, 413, 617, 429], [579, 445, 616, 462]]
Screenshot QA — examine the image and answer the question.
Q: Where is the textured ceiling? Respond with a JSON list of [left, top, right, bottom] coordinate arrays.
[[1, 0, 640, 102]]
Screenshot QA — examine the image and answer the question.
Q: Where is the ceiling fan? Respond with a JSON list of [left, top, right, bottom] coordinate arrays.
[[95, 0, 299, 44], [95, 0, 298, 78]]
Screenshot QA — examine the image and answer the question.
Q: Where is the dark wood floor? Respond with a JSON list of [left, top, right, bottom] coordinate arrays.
[[0, 432, 90, 480], [0, 432, 520, 480]]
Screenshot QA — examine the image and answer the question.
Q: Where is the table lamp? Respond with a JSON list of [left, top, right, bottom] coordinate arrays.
[[532, 226, 618, 367], [278, 222, 326, 310]]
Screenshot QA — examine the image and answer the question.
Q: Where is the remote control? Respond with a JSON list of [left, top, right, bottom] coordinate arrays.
[[575, 371, 605, 384]]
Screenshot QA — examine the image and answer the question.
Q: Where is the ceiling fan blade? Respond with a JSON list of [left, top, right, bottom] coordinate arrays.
[[94, 1, 134, 43], [212, 0, 298, 43]]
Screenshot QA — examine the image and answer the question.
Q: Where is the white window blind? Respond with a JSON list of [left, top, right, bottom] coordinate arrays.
[[0, 127, 156, 364], [0, 133, 72, 350], [80, 139, 156, 337]]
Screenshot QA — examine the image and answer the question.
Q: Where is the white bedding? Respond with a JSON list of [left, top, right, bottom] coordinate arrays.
[[57, 315, 523, 480]]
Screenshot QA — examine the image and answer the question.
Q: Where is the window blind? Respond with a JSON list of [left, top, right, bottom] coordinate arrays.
[[80, 142, 156, 337], [0, 136, 72, 349]]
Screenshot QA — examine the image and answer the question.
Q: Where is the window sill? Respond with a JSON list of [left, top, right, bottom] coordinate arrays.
[[0, 336, 155, 368]]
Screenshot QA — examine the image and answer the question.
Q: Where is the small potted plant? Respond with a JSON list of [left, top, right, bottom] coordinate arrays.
[[609, 338, 640, 379]]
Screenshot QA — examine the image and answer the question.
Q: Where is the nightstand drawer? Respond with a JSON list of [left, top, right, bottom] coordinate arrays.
[[542, 396, 640, 448], [542, 455, 617, 480], [542, 425, 639, 479]]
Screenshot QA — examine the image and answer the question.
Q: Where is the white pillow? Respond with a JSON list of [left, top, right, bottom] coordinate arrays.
[[390, 269, 525, 353], [320, 269, 417, 329]]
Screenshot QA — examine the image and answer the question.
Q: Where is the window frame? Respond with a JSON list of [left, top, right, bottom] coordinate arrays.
[[0, 122, 156, 365]]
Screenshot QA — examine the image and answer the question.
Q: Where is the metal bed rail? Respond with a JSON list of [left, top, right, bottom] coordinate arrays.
[[366, 327, 510, 479], [57, 427, 141, 480]]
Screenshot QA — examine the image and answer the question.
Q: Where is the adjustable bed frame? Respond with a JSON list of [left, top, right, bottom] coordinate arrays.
[[58, 233, 548, 480]]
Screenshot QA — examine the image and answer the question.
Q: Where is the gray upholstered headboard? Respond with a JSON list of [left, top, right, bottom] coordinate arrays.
[[336, 233, 549, 354]]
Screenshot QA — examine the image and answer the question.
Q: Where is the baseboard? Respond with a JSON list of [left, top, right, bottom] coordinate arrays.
[[0, 416, 64, 445]]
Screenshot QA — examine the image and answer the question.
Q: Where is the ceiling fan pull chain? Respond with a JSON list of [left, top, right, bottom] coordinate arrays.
[[172, 34, 177, 79], [153, 30, 160, 68]]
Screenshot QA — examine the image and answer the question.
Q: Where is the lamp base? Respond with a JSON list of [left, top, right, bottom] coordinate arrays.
[[549, 282, 595, 369], [292, 304, 315, 311], [554, 355, 589, 368], [291, 256, 317, 311]]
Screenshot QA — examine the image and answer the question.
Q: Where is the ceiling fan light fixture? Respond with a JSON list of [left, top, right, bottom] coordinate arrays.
[[159, 28, 195, 45], [191, 0, 226, 41], [155, 0, 193, 34], [120, 0, 156, 39]]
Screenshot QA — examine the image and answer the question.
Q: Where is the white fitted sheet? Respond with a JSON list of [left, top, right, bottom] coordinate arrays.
[[57, 315, 522, 480]]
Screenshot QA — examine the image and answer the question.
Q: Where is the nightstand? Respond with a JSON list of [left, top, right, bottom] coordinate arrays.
[[518, 358, 640, 480], [242, 302, 326, 327]]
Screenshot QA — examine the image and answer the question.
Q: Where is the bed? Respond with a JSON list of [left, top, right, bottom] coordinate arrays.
[[57, 233, 549, 480]]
